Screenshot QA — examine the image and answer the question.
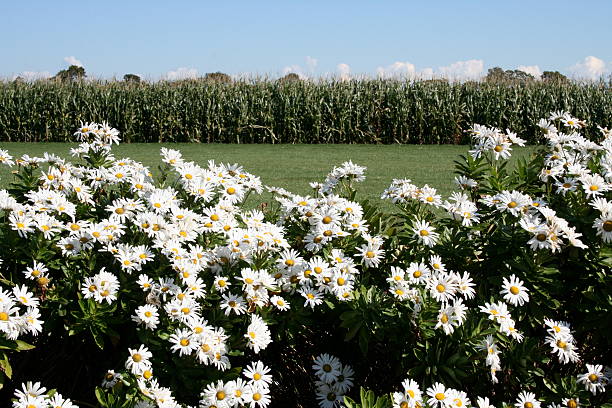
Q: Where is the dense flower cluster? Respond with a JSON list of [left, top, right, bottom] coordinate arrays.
[[312, 353, 354, 408], [2, 114, 611, 407], [0, 267, 42, 340], [12, 381, 77, 408]]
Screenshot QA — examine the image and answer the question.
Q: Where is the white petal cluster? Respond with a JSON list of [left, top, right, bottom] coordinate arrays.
[[12, 381, 77, 408], [313, 353, 354, 408]]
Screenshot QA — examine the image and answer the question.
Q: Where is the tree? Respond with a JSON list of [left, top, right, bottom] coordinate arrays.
[[204, 72, 232, 83], [54, 65, 86, 82], [123, 74, 141, 83], [485, 67, 507, 82], [542, 71, 569, 84], [277, 73, 302, 83], [485, 67, 535, 83]]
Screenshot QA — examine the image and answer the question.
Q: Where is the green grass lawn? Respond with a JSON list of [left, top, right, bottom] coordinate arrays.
[[0, 143, 536, 206]]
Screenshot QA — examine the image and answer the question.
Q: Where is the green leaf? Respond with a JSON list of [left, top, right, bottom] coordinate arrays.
[[95, 387, 107, 406], [0, 352, 12, 379], [15, 340, 35, 351], [90, 327, 105, 350]]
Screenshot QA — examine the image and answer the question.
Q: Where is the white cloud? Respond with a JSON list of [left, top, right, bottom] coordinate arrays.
[[281, 64, 306, 79], [336, 63, 351, 81], [375, 59, 483, 81], [164, 67, 198, 80], [12, 71, 52, 81], [376, 61, 417, 79], [517, 65, 542, 78], [64, 56, 83, 67], [438, 59, 484, 81], [420, 67, 435, 80], [570, 56, 607, 80], [282, 56, 319, 79], [306, 56, 318, 73]]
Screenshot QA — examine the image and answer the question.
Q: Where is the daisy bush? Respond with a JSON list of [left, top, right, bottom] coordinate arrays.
[[0, 114, 610, 407]]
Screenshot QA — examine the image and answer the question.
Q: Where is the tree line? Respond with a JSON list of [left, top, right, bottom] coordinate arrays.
[[11, 65, 573, 84]]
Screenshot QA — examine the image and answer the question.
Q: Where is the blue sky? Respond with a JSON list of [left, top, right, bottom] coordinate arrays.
[[2, 0, 611, 80]]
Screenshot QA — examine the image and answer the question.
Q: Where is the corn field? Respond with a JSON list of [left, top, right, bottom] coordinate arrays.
[[1, 79, 610, 143]]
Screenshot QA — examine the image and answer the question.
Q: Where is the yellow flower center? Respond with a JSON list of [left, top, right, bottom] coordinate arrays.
[[590, 185, 599, 191], [216, 391, 226, 400], [435, 393, 445, 401], [226, 187, 236, 195], [253, 373, 262, 381], [210, 214, 220, 221], [132, 353, 142, 362], [322, 216, 332, 224], [566, 400, 577, 408], [510, 286, 520, 295], [603, 220, 612, 232], [436, 284, 445, 293], [494, 145, 503, 152], [507, 201, 517, 208], [143, 370, 153, 379], [536, 233, 547, 242], [524, 403, 534, 408], [180, 338, 190, 346], [588, 373, 598, 382], [337, 277, 346, 286], [0, 312, 9, 321], [181, 307, 190, 314], [365, 251, 375, 258], [253, 393, 262, 401], [440, 313, 449, 324], [556, 340, 567, 349], [419, 229, 429, 236], [413, 270, 422, 278], [115, 208, 125, 214]]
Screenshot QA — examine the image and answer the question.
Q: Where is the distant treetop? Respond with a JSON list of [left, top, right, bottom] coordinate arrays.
[[123, 73, 141, 83], [53, 65, 86, 82], [204, 72, 232, 83], [485, 67, 536, 83], [278, 73, 302, 83]]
